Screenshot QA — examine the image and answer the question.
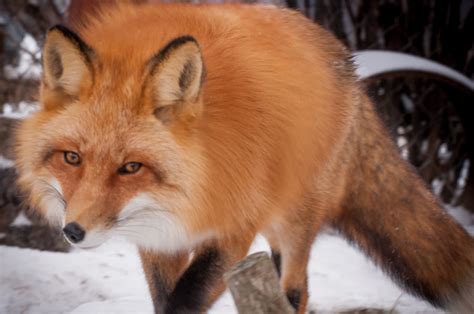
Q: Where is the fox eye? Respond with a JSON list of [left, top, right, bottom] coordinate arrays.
[[64, 151, 81, 166], [118, 162, 142, 175]]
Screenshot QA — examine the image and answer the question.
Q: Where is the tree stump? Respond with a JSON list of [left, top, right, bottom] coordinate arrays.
[[224, 251, 295, 314]]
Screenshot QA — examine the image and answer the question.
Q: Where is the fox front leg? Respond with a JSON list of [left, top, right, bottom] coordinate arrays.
[[140, 247, 223, 313], [166, 235, 255, 313], [165, 247, 225, 313], [139, 249, 189, 313], [140, 233, 254, 313]]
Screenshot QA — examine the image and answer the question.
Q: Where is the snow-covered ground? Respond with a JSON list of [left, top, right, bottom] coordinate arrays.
[[1, 206, 472, 314]]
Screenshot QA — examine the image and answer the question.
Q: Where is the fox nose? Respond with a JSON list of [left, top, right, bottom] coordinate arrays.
[[63, 222, 85, 243]]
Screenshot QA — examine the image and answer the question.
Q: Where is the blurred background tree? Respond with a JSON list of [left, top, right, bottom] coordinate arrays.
[[297, 0, 474, 210]]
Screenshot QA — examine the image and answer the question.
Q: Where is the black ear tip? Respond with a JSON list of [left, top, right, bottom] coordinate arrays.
[[172, 35, 199, 47], [47, 24, 72, 35], [160, 35, 201, 58], [149, 35, 201, 69], [46, 24, 80, 44], [47, 24, 81, 41], [45, 24, 94, 58]]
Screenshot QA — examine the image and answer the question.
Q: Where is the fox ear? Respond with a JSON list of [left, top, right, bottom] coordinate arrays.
[[42, 25, 94, 106], [147, 36, 205, 123]]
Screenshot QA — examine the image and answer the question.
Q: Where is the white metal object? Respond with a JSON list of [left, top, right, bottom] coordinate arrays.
[[353, 50, 474, 91]]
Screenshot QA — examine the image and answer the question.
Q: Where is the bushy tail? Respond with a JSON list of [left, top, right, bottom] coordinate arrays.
[[332, 94, 474, 312]]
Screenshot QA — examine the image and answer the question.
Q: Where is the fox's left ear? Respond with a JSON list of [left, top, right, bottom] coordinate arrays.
[[147, 36, 205, 123], [42, 25, 94, 108]]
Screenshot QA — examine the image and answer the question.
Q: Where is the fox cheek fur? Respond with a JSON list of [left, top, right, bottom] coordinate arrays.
[[15, 3, 474, 314]]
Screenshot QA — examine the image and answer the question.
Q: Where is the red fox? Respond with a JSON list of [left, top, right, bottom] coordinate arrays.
[[15, 3, 473, 313]]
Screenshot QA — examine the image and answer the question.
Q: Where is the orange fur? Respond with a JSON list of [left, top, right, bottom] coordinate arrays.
[[15, 3, 473, 313]]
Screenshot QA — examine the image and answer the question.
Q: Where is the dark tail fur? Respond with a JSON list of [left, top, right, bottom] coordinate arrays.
[[333, 94, 474, 312]]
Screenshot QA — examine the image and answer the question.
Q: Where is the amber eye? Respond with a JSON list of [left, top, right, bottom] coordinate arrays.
[[118, 162, 142, 175], [64, 151, 81, 166]]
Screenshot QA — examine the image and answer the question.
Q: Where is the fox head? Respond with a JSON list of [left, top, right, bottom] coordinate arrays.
[[15, 25, 210, 251]]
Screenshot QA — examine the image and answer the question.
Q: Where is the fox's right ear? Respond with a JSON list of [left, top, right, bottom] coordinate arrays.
[[42, 25, 94, 109]]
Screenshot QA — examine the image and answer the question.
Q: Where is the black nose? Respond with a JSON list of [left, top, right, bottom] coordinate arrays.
[[63, 222, 85, 243]]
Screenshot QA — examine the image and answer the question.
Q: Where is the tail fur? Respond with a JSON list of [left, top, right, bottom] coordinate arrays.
[[332, 94, 474, 312]]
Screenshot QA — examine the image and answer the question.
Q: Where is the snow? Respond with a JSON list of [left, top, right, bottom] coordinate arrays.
[[5, 220, 471, 314], [0, 239, 150, 314], [353, 50, 474, 91], [1, 101, 39, 119], [3, 34, 41, 80], [0, 155, 15, 169], [11, 211, 32, 227]]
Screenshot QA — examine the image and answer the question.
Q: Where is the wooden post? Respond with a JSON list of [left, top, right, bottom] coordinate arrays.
[[224, 252, 295, 314]]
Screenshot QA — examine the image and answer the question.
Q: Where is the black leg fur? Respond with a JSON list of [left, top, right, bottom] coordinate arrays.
[[165, 248, 223, 314], [271, 249, 282, 277], [286, 289, 301, 311], [151, 271, 172, 314]]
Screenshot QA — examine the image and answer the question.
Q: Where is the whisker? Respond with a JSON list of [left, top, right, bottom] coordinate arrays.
[[115, 223, 165, 233], [113, 229, 143, 237], [118, 205, 175, 217], [117, 206, 177, 225]]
